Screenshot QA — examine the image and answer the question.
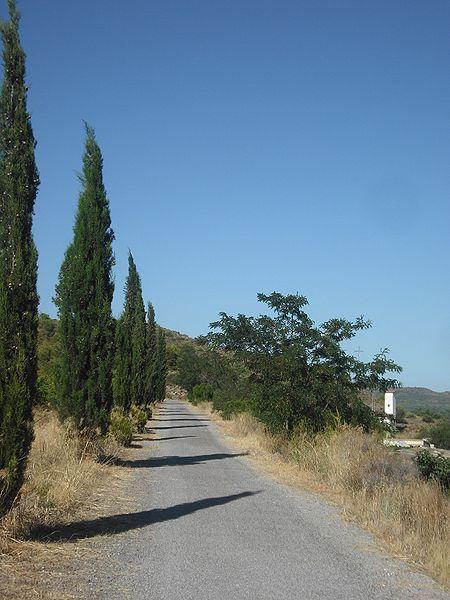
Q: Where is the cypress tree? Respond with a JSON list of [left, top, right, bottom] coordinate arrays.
[[112, 313, 131, 412], [0, 0, 39, 513], [145, 301, 157, 404], [113, 252, 146, 410], [154, 327, 167, 403], [54, 125, 115, 435], [131, 266, 146, 407]]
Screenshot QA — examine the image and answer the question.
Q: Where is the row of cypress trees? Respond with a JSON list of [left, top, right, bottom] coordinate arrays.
[[113, 253, 167, 415], [0, 1, 167, 516], [53, 126, 167, 436]]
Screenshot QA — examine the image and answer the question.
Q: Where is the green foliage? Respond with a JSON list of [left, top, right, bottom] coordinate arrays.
[[0, 0, 39, 514], [109, 408, 133, 447], [130, 404, 148, 433], [427, 419, 450, 450], [415, 450, 450, 493], [396, 405, 406, 423], [175, 344, 204, 392], [113, 253, 146, 410], [113, 252, 147, 412], [154, 327, 167, 403], [130, 260, 146, 407], [221, 398, 253, 420], [204, 292, 401, 434], [176, 342, 255, 417], [36, 313, 59, 406], [54, 125, 115, 435], [166, 343, 179, 370], [191, 383, 214, 405], [145, 302, 157, 404]]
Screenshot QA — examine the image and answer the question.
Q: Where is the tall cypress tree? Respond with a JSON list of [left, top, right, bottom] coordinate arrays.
[[54, 125, 115, 435], [113, 252, 146, 410], [112, 312, 131, 412], [131, 263, 146, 407], [0, 0, 39, 513], [154, 327, 167, 403], [145, 301, 157, 404]]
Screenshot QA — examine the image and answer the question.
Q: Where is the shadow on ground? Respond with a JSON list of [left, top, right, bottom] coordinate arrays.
[[30, 491, 260, 542], [153, 435, 196, 442], [157, 418, 210, 422], [113, 452, 248, 469], [152, 424, 208, 430]]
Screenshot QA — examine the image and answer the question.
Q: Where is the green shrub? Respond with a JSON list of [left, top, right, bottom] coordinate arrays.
[[130, 405, 148, 433], [396, 406, 406, 423], [427, 419, 450, 450], [109, 409, 134, 446], [191, 383, 214, 405], [415, 450, 450, 493], [422, 414, 434, 423], [221, 398, 252, 420]]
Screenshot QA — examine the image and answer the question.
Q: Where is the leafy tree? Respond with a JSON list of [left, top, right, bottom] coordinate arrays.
[[113, 252, 146, 410], [204, 292, 402, 433], [0, 0, 39, 514], [54, 125, 115, 435], [175, 344, 204, 392]]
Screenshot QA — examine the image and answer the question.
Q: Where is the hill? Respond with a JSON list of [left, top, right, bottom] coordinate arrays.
[[395, 387, 450, 415]]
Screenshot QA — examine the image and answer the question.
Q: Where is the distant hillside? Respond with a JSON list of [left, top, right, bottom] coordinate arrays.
[[395, 387, 450, 414], [161, 327, 193, 345]]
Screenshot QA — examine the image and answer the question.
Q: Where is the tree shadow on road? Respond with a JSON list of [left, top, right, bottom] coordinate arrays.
[[114, 452, 248, 469], [152, 424, 208, 430], [153, 435, 196, 442], [157, 418, 210, 422], [30, 491, 260, 542]]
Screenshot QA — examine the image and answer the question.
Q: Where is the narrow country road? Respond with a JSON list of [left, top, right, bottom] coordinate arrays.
[[81, 399, 447, 599]]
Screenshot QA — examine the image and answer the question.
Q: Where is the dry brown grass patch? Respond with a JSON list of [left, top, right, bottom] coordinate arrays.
[[0, 408, 129, 598]]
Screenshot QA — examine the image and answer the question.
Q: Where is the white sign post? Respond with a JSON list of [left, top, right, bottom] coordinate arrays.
[[384, 392, 396, 420]]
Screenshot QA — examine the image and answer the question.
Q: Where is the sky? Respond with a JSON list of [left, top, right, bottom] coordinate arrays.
[[4, 1, 449, 390]]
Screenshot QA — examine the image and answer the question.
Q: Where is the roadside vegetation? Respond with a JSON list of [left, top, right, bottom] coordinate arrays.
[[176, 293, 449, 585], [395, 406, 450, 450], [188, 401, 449, 585]]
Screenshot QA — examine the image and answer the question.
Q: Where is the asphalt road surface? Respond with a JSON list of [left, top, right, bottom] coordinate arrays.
[[80, 399, 448, 599]]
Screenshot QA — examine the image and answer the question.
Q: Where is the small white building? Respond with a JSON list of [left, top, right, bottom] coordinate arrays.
[[384, 392, 396, 419]]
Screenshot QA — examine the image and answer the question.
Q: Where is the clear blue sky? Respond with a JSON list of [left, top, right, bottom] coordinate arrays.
[[7, 1, 450, 390]]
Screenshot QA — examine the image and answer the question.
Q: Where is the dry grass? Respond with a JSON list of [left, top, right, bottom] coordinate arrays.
[[194, 403, 450, 586], [0, 408, 128, 598]]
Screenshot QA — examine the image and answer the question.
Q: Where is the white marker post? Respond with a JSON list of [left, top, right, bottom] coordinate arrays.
[[384, 392, 396, 420]]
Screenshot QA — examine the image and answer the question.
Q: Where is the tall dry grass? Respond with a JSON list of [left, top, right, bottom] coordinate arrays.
[[0, 408, 127, 598], [195, 403, 449, 586], [1, 409, 123, 542]]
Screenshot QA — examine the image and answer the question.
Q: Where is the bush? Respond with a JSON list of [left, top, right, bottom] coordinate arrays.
[[130, 405, 148, 433], [221, 398, 253, 420], [109, 409, 134, 446], [191, 383, 214, 405], [415, 450, 450, 493], [396, 406, 406, 423], [422, 414, 434, 423], [427, 419, 450, 450]]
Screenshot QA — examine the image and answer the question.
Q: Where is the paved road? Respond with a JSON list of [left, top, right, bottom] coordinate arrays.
[[84, 399, 447, 599]]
